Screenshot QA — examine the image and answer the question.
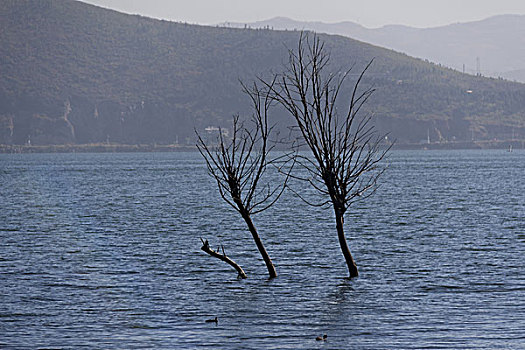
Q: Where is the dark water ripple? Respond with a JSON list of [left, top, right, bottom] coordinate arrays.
[[1, 150, 524, 349]]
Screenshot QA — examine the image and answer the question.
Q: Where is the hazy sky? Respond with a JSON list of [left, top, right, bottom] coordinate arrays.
[[80, 0, 525, 28]]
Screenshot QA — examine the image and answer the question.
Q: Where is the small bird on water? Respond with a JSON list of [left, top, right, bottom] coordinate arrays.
[[205, 317, 218, 323], [316, 334, 327, 341]]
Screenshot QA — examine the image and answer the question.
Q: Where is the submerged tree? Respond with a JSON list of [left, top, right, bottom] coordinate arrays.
[[197, 80, 290, 279], [264, 33, 390, 278]]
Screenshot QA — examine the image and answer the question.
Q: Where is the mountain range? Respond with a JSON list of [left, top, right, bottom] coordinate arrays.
[[225, 15, 525, 83], [1, 0, 524, 147]]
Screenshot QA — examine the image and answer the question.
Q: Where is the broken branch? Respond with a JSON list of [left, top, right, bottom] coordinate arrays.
[[200, 238, 248, 279]]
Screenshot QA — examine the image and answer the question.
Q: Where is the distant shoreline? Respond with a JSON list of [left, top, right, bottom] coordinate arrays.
[[1, 140, 524, 154], [0, 143, 196, 154]]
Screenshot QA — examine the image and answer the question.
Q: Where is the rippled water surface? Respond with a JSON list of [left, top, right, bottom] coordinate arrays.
[[1, 150, 524, 349]]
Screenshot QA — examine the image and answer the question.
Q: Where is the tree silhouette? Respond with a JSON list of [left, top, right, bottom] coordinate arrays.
[[264, 33, 390, 278], [197, 80, 291, 278]]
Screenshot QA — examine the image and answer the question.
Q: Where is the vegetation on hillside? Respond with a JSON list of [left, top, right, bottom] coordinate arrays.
[[1, 0, 524, 145]]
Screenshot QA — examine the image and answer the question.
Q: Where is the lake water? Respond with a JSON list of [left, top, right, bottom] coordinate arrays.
[[0, 150, 524, 349]]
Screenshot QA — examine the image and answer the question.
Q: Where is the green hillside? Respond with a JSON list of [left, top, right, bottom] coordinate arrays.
[[1, 0, 524, 146]]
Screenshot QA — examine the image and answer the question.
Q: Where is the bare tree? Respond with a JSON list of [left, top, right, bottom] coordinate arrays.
[[264, 33, 390, 278], [196, 81, 290, 279]]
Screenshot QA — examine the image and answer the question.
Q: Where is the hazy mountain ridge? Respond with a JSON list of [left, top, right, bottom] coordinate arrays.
[[1, 0, 524, 146], [228, 15, 525, 82]]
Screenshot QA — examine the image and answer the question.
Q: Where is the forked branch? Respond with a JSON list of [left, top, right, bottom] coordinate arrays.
[[200, 238, 247, 279]]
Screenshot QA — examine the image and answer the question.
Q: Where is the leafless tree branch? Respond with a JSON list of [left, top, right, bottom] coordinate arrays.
[[196, 80, 295, 278], [260, 32, 392, 278], [200, 238, 247, 279]]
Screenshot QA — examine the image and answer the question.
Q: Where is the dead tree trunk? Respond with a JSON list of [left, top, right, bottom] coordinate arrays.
[[335, 211, 358, 278], [239, 207, 277, 278]]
